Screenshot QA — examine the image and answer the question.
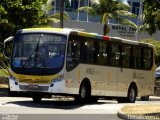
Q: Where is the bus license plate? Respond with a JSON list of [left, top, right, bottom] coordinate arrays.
[[29, 84, 39, 89]]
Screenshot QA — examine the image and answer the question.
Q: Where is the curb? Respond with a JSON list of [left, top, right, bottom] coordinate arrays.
[[117, 107, 130, 120], [117, 108, 144, 120], [117, 105, 160, 120]]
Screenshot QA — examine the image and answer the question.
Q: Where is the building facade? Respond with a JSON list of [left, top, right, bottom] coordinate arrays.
[[52, 0, 160, 41], [52, 0, 141, 23]]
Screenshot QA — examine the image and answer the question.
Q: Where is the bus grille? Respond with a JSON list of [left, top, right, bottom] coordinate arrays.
[[19, 85, 49, 91], [18, 79, 50, 84]]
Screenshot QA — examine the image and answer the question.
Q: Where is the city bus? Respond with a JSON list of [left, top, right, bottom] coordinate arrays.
[[4, 28, 155, 103]]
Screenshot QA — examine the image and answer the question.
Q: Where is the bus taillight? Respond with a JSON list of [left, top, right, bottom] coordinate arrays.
[[103, 36, 110, 41]]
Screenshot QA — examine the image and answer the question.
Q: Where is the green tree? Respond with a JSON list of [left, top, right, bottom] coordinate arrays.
[[78, 0, 137, 35], [141, 38, 160, 64], [0, 0, 46, 51], [143, 0, 160, 35], [42, 0, 69, 26]]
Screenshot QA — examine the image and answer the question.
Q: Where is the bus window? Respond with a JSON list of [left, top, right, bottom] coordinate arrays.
[[109, 43, 120, 66], [132, 47, 141, 69], [67, 38, 80, 71], [143, 48, 152, 69], [121, 45, 131, 68], [96, 41, 108, 65], [81, 40, 96, 64]]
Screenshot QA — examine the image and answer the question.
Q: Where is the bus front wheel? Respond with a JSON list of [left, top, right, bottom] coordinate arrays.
[[75, 81, 91, 103], [32, 94, 43, 103]]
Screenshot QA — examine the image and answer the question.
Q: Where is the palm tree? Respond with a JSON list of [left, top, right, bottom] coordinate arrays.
[[78, 0, 137, 35], [41, 0, 69, 27]]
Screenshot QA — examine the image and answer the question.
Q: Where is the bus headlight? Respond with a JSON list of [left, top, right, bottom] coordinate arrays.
[[52, 74, 64, 83], [10, 75, 17, 81]]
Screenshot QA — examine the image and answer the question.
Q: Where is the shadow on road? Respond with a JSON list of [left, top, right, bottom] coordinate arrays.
[[4, 98, 111, 110]]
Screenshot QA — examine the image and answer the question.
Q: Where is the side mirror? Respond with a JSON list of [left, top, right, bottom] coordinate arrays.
[[4, 36, 14, 58]]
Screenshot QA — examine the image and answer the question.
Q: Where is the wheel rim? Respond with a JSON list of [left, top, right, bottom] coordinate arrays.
[[129, 88, 136, 102], [80, 86, 86, 99]]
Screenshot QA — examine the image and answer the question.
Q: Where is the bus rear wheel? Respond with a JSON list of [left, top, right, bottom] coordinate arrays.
[[126, 86, 137, 103], [117, 86, 137, 103]]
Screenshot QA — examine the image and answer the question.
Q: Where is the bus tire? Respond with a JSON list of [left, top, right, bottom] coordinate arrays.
[[141, 96, 149, 101], [76, 80, 91, 103], [32, 94, 43, 103], [126, 85, 137, 103]]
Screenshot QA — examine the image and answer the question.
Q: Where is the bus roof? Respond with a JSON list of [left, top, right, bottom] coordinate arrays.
[[18, 28, 153, 48]]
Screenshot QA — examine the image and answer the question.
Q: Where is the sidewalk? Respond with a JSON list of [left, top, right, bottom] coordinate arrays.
[[117, 97, 160, 120]]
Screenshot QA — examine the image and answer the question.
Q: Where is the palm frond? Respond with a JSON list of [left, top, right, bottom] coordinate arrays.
[[49, 12, 69, 21], [47, 18, 60, 23], [115, 10, 137, 18], [0, 53, 11, 77], [114, 2, 130, 11], [118, 18, 137, 28], [139, 23, 149, 31], [102, 13, 113, 24], [77, 6, 96, 15]]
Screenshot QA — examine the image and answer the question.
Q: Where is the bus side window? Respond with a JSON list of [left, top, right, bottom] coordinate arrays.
[[80, 39, 96, 64], [143, 48, 152, 69], [109, 43, 120, 66], [132, 47, 141, 69], [96, 41, 108, 65], [66, 38, 80, 71], [121, 45, 131, 68]]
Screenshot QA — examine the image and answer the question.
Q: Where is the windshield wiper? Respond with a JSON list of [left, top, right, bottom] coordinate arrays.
[[22, 34, 43, 68]]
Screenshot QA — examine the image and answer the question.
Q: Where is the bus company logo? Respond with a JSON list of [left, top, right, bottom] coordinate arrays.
[[86, 68, 95, 75], [133, 72, 145, 79], [133, 72, 136, 78]]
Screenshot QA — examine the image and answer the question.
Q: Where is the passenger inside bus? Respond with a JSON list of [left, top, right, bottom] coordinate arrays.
[[36, 45, 47, 67]]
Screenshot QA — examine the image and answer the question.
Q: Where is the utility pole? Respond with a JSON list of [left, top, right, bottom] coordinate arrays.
[[60, 0, 64, 28], [136, 0, 143, 41]]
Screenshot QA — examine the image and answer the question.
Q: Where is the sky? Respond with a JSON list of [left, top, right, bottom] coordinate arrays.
[[91, 0, 128, 4]]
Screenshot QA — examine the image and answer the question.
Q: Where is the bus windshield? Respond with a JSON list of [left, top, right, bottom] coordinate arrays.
[[11, 33, 66, 75]]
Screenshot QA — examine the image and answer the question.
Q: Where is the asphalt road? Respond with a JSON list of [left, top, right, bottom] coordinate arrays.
[[0, 96, 160, 120]]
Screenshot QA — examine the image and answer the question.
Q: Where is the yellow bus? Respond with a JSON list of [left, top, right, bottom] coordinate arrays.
[[4, 28, 155, 103]]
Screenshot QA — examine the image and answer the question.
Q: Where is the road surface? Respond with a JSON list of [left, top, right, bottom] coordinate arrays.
[[0, 96, 160, 120]]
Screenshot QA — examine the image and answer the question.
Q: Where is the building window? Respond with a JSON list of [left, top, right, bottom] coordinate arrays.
[[65, 0, 78, 11], [132, 2, 140, 15]]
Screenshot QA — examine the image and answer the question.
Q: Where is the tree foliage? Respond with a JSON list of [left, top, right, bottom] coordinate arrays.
[[143, 0, 160, 35], [0, 0, 69, 51], [0, 0, 46, 51], [141, 38, 160, 64], [78, 0, 137, 35], [42, 0, 69, 24]]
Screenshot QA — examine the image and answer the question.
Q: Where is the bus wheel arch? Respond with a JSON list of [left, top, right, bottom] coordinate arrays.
[[127, 82, 138, 103], [75, 78, 91, 103]]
